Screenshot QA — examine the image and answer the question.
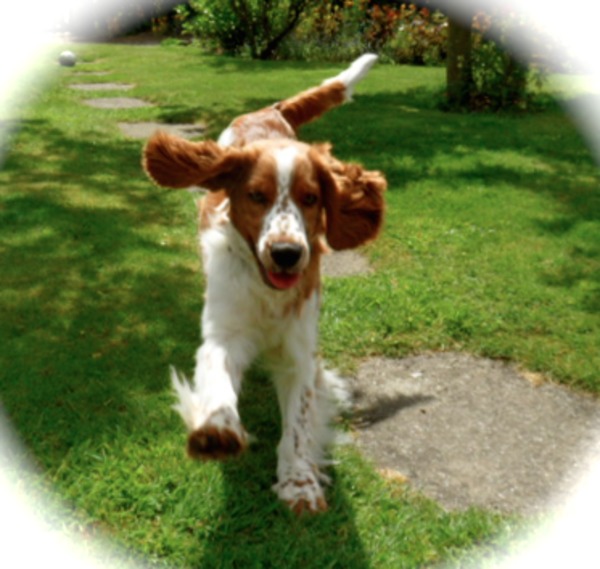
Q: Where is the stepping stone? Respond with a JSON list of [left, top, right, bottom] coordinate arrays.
[[322, 250, 372, 277], [350, 353, 600, 515], [118, 122, 206, 140], [69, 83, 134, 91], [71, 71, 111, 77], [83, 98, 153, 109]]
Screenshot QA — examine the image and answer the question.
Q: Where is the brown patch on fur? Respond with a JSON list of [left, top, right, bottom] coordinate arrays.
[[227, 148, 279, 252], [299, 242, 323, 300], [144, 132, 223, 188], [143, 131, 252, 191], [276, 81, 346, 131], [311, 145, 387, 251], [187, 425, 247, 461], [225, 81, 346, 149], [289, 496, 329, 515]]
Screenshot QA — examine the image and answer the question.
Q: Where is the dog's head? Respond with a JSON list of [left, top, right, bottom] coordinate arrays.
[[143, 132, 386, 290]]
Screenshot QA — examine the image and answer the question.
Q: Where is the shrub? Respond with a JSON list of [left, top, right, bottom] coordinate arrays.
[[278, 1, 368, 62], [176, 0, 313, 59], [468, 10, 545, 111], [379, 4, 448, 65], [280, 1, 448, 65]]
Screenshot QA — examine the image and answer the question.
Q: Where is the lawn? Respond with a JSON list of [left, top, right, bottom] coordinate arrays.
[[1, 42, 598, 567]]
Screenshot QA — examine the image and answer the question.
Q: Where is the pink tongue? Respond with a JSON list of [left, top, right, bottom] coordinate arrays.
[[267, 271, 301, 290]]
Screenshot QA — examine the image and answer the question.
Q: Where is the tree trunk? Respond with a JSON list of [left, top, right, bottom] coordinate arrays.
[[257, 0, 308, 59], [446, 15, 473, 110]]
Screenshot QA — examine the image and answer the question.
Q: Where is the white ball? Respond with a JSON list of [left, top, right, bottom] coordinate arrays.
[[58, 50, 76, 67]]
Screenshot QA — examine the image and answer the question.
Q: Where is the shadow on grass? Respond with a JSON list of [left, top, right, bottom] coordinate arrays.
[[192, 368, 370, 568], [0, 118, 202, 466]]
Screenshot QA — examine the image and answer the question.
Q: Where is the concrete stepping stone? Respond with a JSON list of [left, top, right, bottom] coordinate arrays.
[[69, 83, 134, 91], [350, 352, 600, 515], [322, 250, 372, 277], [83, 98, 153, 109], [118, 122, 206, 140], [71, 71, 111, 77]]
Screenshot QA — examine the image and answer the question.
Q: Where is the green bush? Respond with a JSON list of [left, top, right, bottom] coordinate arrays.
[[176, 0, 313, 59], [176, 1, 247, 55], [379, 4, 448, 65], [470, 39, 528, 110], [467, 11, 546, 111], [280, 1, 448, 65], [278, 1, 368, 62]]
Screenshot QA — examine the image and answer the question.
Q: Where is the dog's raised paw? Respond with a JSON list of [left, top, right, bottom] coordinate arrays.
[[186, 408, 247, 460]]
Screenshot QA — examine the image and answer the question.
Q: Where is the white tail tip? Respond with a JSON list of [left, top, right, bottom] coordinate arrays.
[[323, 53, 379, 101]]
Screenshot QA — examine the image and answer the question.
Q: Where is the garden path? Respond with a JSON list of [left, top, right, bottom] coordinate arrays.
[[351, 353, 600, 516]]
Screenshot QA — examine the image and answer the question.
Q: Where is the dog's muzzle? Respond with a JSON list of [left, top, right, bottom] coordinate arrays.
[[264, 242, 306, 290]]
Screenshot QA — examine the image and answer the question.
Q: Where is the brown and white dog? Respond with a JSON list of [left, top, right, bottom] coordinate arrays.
[[143, 54, 386, 514]]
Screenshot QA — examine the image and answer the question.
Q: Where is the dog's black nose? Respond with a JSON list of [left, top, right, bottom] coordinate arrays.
[[270, 242, 303, 270]]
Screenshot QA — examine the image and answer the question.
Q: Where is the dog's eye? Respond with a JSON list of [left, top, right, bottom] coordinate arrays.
[[301, 193, 318, 207], [248, 191, 268, 205]]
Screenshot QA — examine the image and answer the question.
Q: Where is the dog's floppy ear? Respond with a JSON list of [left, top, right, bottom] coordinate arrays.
[[311, 145, 386, 250], [143, 131, 248, 190]]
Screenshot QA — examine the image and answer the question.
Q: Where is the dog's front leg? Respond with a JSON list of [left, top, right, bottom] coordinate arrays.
[[271, 349, 330, 514], [171, 338, 253, 460]]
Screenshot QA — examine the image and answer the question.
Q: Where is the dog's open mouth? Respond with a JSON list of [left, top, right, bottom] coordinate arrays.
[[266, 270, 301, 290]]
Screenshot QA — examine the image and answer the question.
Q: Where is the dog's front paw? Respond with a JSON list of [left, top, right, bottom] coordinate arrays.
[[186, 407, 248, 460], [273, 473, 328, 514]]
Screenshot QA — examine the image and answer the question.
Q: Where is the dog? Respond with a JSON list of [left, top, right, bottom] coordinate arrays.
[[143, 54, 386, 514]]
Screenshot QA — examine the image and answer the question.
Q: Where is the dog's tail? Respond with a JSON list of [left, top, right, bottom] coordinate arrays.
[[275, 53, 378, 132]]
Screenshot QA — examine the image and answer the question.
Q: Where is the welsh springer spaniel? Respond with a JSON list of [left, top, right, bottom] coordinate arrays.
[[143, 54, 386, 514]]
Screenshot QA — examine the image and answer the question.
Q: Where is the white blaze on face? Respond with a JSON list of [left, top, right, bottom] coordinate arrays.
[[257, 146, 309, 272]]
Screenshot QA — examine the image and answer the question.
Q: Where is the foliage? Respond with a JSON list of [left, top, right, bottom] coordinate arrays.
[[469, 39, 529, 111], [176, 0, 313, 59], [468, 11, 541, 111], [379, 3, 448, 65], [280, 1, 448, 65]]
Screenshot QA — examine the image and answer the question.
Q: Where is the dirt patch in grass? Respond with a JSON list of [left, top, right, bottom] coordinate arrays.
[[351, 352, 600, 515]]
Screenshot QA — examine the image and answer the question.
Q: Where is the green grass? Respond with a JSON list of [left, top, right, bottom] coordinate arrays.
[[1, 43, 598, 567]]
